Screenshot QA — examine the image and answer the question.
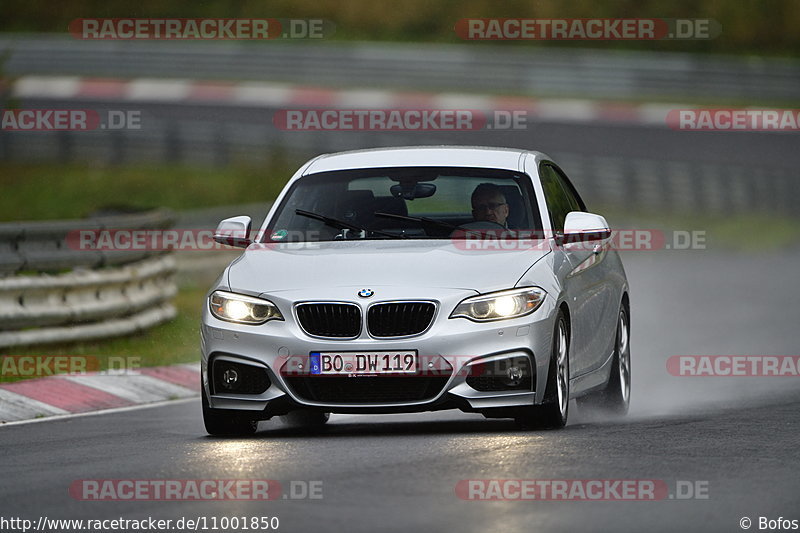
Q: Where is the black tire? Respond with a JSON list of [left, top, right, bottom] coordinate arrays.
[[600, 304, 631, 415], [280, 410, 330, 428], [516, 310, 570, 429], [202, 385, 258, 436], [577, 303, 631, 416]]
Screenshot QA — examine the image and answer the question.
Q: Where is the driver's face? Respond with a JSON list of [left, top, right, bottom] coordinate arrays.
[[472, 192, 509, 225]]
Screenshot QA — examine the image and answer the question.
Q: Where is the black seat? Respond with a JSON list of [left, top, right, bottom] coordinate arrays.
[[498, 185, 527, 229], [373, 196, 408, 217], [337, 190, 376, 227], [374, 196, 419, 232]]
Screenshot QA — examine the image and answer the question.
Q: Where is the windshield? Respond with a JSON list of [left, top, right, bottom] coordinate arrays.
[[264, 166, 541, 242]]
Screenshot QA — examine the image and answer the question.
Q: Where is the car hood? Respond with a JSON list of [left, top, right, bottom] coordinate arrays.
[[226, 239, 551, 294]]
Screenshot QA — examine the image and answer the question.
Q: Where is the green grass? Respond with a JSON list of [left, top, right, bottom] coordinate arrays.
[[598, 207, 800, 252], [0, 159, 301, 222]]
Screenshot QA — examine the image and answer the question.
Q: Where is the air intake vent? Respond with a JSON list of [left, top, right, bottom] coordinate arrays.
[[296, 303, 361, 338], [367, 302, 436, 337], [284, 376, 449, 404]]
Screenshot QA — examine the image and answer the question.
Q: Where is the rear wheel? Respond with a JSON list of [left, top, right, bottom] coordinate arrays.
[[601, 305, 631, 415], [202, 385, 258, 436], [516, 310, 569, 429], [577, 303, 631, 416]]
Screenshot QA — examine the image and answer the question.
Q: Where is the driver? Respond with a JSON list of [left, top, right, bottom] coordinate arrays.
[[471, 183, 510, 228]]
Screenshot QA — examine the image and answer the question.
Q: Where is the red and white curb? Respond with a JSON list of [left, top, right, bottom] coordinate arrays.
[[0, 363, 199, 424], [11, 75, 677, 126]]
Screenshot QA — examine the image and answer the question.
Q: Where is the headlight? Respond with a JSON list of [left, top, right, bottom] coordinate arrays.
[[450, 287, 546, 322], [209, 291, 283, 325]]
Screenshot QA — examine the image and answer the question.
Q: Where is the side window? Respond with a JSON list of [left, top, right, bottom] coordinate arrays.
[[539, 164, 572, 232], [551, 166, 586, 213]]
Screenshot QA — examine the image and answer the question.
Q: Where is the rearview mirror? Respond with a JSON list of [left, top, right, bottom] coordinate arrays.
[[213, 216, 253, 248], [390, 182, 436, 200], [560, 212, 611, 245]]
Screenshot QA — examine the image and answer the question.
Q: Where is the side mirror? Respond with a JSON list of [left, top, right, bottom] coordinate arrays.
[[559, 212, 611, 245], [213, 216, 253, 248]]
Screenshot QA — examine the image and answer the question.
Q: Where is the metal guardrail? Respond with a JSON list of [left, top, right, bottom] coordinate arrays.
[[1, 34, 799, 103], [0, 208, 176, 275], [0, 209, 178, 348]]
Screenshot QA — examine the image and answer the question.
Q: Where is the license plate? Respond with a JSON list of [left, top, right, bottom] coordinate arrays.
[[309, 351, 417, 376]]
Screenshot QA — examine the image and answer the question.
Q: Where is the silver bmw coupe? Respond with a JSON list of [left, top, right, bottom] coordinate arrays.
[[201, 146, 630, 435]]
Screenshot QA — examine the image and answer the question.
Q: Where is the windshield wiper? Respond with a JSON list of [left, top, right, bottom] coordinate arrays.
[[295, 209, 403, 239], [374, 211, 459, 231]]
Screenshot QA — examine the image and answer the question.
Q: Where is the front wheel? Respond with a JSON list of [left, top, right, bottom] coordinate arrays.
[[516, 310, 570, 429], [202, 386, 258, 436]]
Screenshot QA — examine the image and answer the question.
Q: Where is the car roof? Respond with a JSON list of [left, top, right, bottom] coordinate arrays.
[[302, 146, 550, 175]]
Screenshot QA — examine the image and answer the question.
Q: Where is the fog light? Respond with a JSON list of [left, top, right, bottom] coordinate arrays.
[[212, 358, 271, 394], [222, 368, 239, 389], [505, 366, 523, 386], [466, 355, 534, 392]]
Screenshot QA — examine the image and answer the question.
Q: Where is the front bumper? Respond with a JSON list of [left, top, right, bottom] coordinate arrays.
[[200, 286, 557, 418]]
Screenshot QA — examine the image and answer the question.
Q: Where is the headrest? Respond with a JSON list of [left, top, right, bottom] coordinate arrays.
[[373, 196, 408, 217], [497, 185, 527, 229]]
